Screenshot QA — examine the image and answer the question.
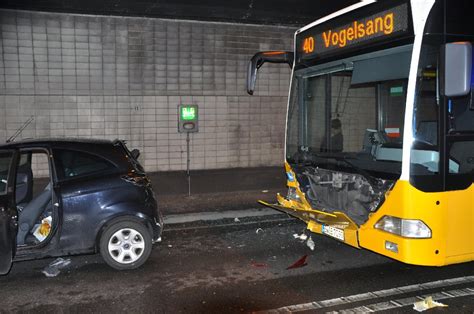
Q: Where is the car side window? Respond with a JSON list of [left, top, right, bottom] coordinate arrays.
[[54, 149, 116, 180], [0, 151, 14, 195]]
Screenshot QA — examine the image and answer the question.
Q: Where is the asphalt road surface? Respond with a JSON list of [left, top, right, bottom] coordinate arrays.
[[0, 214, 473, 313]]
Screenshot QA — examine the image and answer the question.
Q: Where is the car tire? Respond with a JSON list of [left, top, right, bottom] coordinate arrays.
[[99, 220, 152, 270]]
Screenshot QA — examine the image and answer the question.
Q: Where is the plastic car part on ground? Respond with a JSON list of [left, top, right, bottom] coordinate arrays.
[[306, 237, 315, 250], [293, 233, 314, 250], [413, 296, 448, 312], [293, 233, 308, 241], [41, 257, 71, 277], [286, 255, 308, 270]]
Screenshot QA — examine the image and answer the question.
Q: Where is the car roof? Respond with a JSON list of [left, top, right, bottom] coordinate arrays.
[[0, 138, 119, 149]]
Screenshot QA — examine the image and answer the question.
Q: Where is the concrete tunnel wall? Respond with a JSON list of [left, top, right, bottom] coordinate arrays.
[[0, 9, 295, 172]]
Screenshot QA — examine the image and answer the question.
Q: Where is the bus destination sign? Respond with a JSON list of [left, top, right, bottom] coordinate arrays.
[[297, 3, 409, 60]]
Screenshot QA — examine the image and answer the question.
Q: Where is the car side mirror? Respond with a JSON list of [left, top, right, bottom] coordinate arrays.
[[131, 149, 140, 160], [441, 42, 472, 98], [247, 51, 294, 95]]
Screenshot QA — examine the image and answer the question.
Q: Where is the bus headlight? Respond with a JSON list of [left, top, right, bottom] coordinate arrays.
[[374, 216, 431, 238]]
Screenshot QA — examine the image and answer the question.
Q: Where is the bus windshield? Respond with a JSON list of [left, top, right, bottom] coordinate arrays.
[[286, 45, 413, 224]]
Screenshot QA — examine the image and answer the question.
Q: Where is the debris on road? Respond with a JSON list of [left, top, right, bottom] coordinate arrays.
[[42, 257, 71, 277], [256, 228, 264, 234], [234, 217, 240, 223], [413, 296, 448, 312], [293, 233, 308, 241], [262, 190, 269, 193], [306, 237, 315, 251], [286, 255, 308, 270], [293, 233, 314, 250]]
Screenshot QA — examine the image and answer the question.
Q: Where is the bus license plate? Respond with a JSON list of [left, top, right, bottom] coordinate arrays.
[[322, 225, 344, 241]]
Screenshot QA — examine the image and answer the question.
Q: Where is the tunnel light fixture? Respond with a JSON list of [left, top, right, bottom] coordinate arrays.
[[375, 215, 431, 238]]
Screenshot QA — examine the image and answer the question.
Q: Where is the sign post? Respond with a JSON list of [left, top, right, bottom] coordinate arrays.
[[178, 105, 199, 196]]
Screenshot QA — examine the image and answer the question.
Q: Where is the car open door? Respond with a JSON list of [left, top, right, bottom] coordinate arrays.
[[0, 149, 18, 275]]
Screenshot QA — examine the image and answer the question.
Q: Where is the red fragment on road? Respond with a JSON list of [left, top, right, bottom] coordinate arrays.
[[286, 255, 308, 270], [251, 261, 268, 268]]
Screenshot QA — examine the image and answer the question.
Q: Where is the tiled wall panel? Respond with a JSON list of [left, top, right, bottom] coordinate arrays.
[[0, 10, 295, 171]]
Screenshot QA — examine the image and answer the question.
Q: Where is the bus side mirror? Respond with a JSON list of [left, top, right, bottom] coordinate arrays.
[[441, 42, 472, 98], [247, 51, 294, 95]]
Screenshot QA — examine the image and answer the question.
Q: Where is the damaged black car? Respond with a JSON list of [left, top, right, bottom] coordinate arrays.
[[0, 138, 163, 275]]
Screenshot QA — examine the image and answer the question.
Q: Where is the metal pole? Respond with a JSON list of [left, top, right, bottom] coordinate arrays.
[[186, 132, 191, 196]]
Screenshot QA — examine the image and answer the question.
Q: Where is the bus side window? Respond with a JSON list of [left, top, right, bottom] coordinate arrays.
[[449, 141, 474, 175], [449, 98, 474, 133]]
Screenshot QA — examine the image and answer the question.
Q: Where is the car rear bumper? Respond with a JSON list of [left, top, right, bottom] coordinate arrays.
[[150, 215, 163, 244]]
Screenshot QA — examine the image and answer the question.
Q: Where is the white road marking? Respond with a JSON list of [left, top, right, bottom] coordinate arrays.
[[257, 276, 474, 313]]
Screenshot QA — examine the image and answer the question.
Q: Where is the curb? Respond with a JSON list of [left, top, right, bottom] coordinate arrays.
[[163, 208, 284, 224]]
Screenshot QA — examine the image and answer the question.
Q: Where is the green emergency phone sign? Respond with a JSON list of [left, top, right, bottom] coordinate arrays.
[[181, 106, 196, 120], [178, 104, 199, 133]]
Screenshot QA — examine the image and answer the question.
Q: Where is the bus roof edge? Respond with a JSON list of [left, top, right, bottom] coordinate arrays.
[[297, 0, 377, 34]]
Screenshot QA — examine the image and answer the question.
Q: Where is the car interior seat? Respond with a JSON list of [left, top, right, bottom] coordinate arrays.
[[16, 183, 52, 245], [15, 172, 33, 208]]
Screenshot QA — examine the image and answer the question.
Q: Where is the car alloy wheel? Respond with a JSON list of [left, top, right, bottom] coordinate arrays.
[[108, 228, 145, 264], [100, 219, 152, 270]]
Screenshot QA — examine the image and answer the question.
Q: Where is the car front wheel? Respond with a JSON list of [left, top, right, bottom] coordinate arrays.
[[99, 220, 152, 270]]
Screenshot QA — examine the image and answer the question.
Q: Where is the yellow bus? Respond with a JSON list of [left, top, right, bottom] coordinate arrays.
[[247, 0, 473, 266]]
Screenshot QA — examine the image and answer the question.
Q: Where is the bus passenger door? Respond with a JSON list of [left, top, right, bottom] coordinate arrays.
[[444, 107, 474, 261], [441, 42, 474, 263]]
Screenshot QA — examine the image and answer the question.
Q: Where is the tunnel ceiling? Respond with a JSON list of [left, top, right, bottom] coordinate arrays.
[[0, 0, 359, 26]]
